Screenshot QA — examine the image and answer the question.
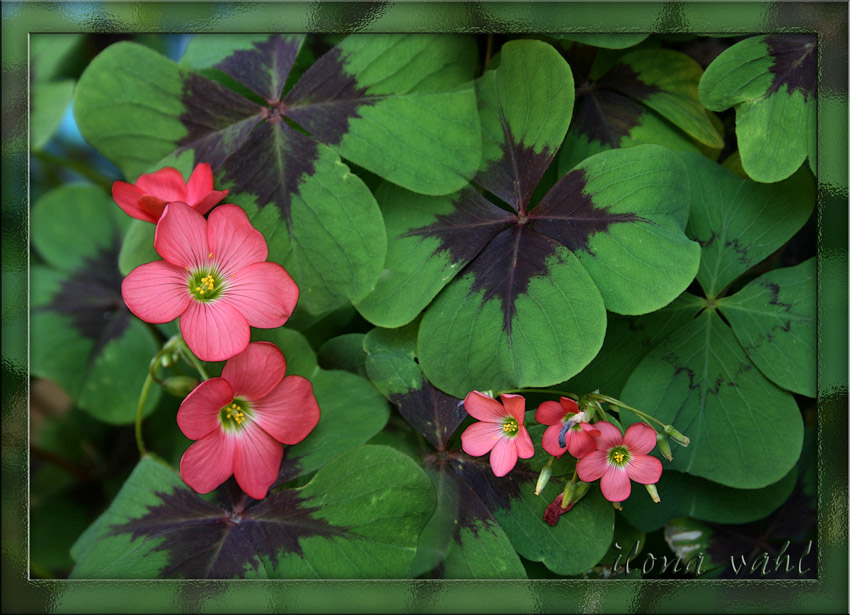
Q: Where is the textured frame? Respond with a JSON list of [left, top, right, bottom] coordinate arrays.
[[2, 2, 847, 612]]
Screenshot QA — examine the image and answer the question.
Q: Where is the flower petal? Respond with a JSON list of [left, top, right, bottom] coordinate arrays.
[[541, 424, 567, 457], [558, 396, 579, 415], [567, 429, 598, 459], [534, 400, 566, 426], [514, 426, 535, 459], [177, 377, 233, 440], [463, 391, 507, 422], [222, 342, 286, 401], [576, 450, 608, 482], [207, 204, 268, 276], [180, 430, 236, 494], [460, 421, 501, 456], [600, 466, 632, 502], [489, 437, 519, 477], [185, 163, 214, 204], [122, 260, 191, 324], [624, 422, 657, 456], [155, 202, 209, 269], [233, 424, 283, 500], [251, 375, 320, 445], [194, 190, 229, 216], [112, 181, 158, 223], [136, 167, 188, 203], [626, 454, 663, 485], [593, 421, 624, 451], [501, 393, 526, 423], [579, 422, 601, 437], [180, 299, 250, 362], [220, 262, 298, 328]]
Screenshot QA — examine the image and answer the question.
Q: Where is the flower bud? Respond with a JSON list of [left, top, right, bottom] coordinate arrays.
[[645, 483, 661, 503], [535, 465, 552, 495], [664, 425, 690, 447], [162, 376, 200, 398], [544, 494, 568, 525], [567, 480, 591, 508], [560, 480, 576, 507], [656, 433, 674, 461]]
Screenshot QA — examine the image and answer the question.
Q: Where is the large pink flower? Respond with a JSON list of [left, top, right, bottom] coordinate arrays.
[[460, 391, 534, 477], [576, 421, 663, 502], [122, 202, 298, 361], [177, 342, 320, 500], [112, 163, 228, 223], [535, 396, 600, 459]]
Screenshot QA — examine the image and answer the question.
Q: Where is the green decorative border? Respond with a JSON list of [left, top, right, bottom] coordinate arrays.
[[3, 2, 847, 612]]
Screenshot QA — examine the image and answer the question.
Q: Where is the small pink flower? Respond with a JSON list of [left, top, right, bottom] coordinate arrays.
[[177, 342, 320, 500], [576, 421, 663, 502], [460, 391, 534, 477], [112, 163, 228, 223], [122, 202, 298, 361], [535, 396, 600, 459]]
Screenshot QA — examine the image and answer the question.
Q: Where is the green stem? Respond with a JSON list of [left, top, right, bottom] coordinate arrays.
[[591, 394, 666, 428], [498, 388, 578, 399], [178, 340, 209, 380], [32, 149, 113, 191], [135, 372, 154, 457]]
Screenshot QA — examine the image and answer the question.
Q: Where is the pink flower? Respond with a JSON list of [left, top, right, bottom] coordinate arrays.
[[177, 342, 320, 500], [460, 391, 534, 477], [112, 163, 228, 223], [576, 421, 663, 502], [535, 396, 600, 458], [122, 202, 298, 361]]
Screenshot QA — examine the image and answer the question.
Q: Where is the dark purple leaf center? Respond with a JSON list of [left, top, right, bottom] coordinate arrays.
[[41, 241, 130, 358], [108, 483, 346, 579], [765, 34, 817, 101]]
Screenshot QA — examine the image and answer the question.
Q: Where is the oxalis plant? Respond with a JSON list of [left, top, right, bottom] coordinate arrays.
[[29, 32, 816, 580]]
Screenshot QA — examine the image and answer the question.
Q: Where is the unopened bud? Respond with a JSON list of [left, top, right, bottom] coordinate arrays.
[[159, 352, 178, 369], [645, 483, 661, 503], [568, 480, 591, 508], [535, 465, 552, 495], [560, 480, 576, 507], [656, 433, 673, 461], [162, 376, 200, 398], [664, 425, 690, 447]]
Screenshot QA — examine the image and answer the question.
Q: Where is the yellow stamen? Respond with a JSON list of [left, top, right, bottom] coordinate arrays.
[[613, 451, 625, 464]]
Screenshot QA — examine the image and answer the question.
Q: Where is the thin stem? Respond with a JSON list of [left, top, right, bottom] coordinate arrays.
[[32, 149, 113, 191], [498, 388, 578, 400], [135, 372, 154, 457], [484, 33, 494, 69], [178, 340, 209, 381], [591, 394, 666, 428]]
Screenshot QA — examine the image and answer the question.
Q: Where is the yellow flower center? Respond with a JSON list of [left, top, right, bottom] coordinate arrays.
[[188, 268, 224, 301], [613, 451, 625, 463], [501, 418, 519, 436], [219, 400, 250, 430], [608, 445, 631, 467]]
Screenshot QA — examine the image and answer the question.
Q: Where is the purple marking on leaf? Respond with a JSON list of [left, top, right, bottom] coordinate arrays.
[[572, 64, 659, 148], [178, 72, 264, 168], [216, 119, 319, 222], [572, 90, 646, 148], [214, 35, 302, 103], [464, 224, 563, 332], [390, 382, 464, 451], [765, 34, 817, 100], [42, 242, 130, 358], [449, 455, 533, 513], [476, 129, 556, 212], [284, 46, 379, 147], [412, 170, 639, 332], [530, 168, 642, 254], [109, 485, 343, 579], [404, 187, 515, 264]]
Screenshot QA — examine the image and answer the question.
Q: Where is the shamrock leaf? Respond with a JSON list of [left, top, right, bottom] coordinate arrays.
[[700, 34, 816, 182], [71, 447, 434, 578], [31, 184, 161, 424], [559, 44, 723, 172], [356, 39, 699, 398], [74, 34, 481, 314]]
